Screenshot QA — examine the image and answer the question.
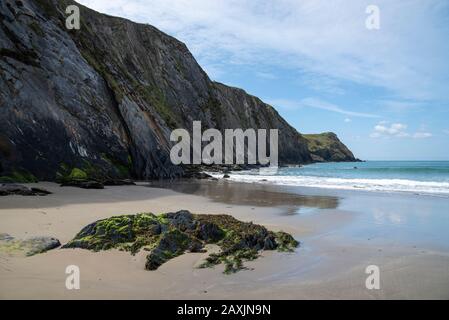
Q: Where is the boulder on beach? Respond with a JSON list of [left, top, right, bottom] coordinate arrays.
[[0, 234, 61, 256], [63, 210, 299, 273], [0, 184, 52, 196], [103, 179, 136, 186], [60, 180, 104, 189]]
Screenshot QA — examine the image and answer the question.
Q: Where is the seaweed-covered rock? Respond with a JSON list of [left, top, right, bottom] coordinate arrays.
[[195, 214, 298, 273], [63, 213, 161, 251], [0, 234, 60, 256], [145, 229, 203, 270], [63, 210, 299, 273], [194, 221, 224, 242], [164, 210, 198, 232]]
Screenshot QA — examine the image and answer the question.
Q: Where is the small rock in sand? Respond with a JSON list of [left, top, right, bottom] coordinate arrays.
[[0, 234, 61, 256], [60, 180, 104, 189], [0, 184, 52, 196]]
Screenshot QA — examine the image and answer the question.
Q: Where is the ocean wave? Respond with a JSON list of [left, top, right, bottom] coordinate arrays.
[[208, 173, 449, 196]]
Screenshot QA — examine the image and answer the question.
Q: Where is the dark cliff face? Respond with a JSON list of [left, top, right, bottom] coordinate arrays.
[[0, 0, 354, 181], [303, 133, 357, 162]]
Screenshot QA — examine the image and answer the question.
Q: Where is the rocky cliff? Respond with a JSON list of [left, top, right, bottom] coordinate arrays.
[[304, 133, 357, 162], [0, 0, 356, 182]]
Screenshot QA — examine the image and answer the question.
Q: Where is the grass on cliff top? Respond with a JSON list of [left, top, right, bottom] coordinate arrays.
[[303, 133, 337, 151], [63, 211, 299, 274]]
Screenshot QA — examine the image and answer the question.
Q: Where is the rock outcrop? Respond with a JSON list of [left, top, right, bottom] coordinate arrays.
[[304, 133, 358, 162], [63, 210, 299, 273], [0, 233, 60, 256], [0, 0, 357, 182], [0, 183, 51, 195]]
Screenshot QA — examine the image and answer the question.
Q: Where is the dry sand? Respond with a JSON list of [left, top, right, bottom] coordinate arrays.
[[1, 181, 449, 299]]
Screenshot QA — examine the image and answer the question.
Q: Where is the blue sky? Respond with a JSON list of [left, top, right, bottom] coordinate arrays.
[[78, 0, 449, 160]]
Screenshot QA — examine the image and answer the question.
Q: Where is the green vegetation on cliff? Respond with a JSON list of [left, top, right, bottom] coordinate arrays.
[[0, 169, 38, 183], [304, 132, 357, 162], [1, 0, 357, 182]]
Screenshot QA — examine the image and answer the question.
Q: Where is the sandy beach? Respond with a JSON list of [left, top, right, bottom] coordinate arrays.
[[1, 180, 449, 299]]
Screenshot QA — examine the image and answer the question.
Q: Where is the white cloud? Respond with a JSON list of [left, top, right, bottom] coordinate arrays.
[[77, 0, 449, 102], [370, 122, 432, 139], [300, 98, 380, 118], [344, 118, 352, 123], [413, 132, 433, 139], [268, 97, 379, 118], [370, 122, 408, 138]]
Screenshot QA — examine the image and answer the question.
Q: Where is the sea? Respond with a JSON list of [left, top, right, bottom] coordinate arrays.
[[212, 161, 449, 196]]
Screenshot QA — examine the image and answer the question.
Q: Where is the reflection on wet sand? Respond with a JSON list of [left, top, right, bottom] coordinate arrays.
[[147, 179, 340, 214]]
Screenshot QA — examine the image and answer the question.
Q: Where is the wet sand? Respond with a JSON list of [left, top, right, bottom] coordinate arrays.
[[1, 180, 449, 299]]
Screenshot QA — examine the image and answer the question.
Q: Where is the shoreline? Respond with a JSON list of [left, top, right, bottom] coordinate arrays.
[[210, 162, 449, 198], [1, 181, 449, 299]]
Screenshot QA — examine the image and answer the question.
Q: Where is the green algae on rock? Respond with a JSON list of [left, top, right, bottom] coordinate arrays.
[[303, 132, 359, 162], [63, 210, 299, 273], [0, 169, 38, 184]]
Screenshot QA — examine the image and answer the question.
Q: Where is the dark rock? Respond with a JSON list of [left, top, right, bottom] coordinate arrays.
[[30, 187, 52, 195], [0, 184, 34, 196], [0, 0, 356, 183], [0, 184, 51, 196], [60, 180, 104, 189], [145, 229, 197, 270], [182, 171, 213, 179], [164, 210, 197, 232], [263, 235, 277, 250], [194, 221, 224, 242], [102, 179, 136, 186], [223, 174, 230, 179]]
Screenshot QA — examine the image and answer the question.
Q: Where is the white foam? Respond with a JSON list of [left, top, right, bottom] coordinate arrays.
[[208, 172, 449, 196]]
